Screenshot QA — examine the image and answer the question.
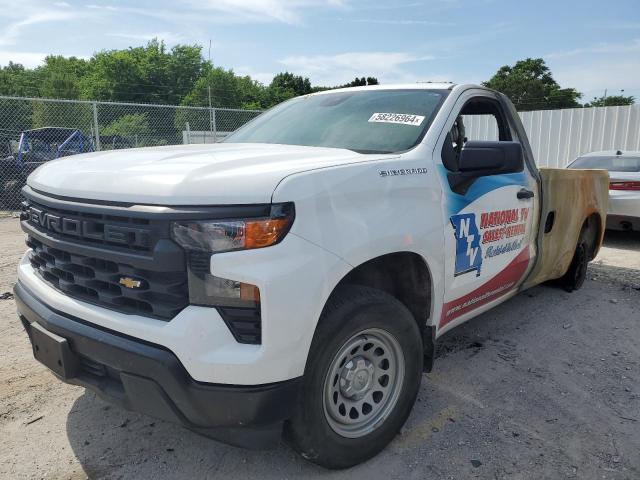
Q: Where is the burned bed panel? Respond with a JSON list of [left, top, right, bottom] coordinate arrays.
[[523, 168, 609, 289]]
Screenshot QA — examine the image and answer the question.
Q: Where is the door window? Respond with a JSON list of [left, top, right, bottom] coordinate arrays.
[[442, 96, 519, 171]]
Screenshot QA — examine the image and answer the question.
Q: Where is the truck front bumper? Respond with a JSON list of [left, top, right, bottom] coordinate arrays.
[[15, 282, 300, 449]]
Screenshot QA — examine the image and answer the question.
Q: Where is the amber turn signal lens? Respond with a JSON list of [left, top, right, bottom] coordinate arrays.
[[172, 203, 295, 254], [245, 217, 293, 249], [240, 282, 261, 303]]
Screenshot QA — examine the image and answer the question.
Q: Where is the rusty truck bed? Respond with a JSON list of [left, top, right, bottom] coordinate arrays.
[[523, 168, 609, 289]]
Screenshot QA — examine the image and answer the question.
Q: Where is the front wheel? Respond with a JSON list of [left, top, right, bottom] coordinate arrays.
[[284, 285, 423, 469]]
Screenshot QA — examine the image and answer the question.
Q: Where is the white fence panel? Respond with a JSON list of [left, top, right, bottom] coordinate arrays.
[[465, 104, 640, 167], [182, 130, 231, 144]]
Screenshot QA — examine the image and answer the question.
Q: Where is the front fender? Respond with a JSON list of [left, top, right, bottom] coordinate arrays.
[[272, 158, 446, 327]]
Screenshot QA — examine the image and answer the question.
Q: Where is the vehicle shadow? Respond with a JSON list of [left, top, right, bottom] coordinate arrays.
[[68, 368, 493, 479], [65, 391, 322, 479], [602, 229, 640, 251], [60, 294, 559, 479], [589, 262, 640, 289], [65, 383, 457, 479], [64, 279, 639, 479]]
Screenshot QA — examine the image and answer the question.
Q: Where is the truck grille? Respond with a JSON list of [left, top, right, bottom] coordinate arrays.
[[21, 198, 163, 252], [20, 188, 265, 342], [27, 236, 188, 319]]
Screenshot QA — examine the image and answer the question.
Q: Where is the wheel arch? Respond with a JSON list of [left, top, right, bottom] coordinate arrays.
[[317, 251, 436, 371]]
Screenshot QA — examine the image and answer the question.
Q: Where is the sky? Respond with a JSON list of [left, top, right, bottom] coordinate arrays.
[[0, 0, 639, 102]]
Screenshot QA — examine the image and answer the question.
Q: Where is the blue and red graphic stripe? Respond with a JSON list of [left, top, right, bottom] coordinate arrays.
[[439, 248, 530, 328]]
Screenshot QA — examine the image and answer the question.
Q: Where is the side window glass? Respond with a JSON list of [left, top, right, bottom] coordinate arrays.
[[441, 116, 465, 171], [460, 97, 515, 143], [441, 96, 521, 173], [462, 114, 499, 141]]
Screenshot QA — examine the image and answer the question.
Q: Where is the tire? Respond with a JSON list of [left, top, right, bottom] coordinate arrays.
[[560, 236, 588, 292], [284, 285, 423, 469]]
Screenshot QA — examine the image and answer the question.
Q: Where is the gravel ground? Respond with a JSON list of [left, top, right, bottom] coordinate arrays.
[[0, 218, 638, 480]]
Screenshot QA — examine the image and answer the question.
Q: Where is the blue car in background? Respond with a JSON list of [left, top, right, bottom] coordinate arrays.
[[1, 127, 93, 208]]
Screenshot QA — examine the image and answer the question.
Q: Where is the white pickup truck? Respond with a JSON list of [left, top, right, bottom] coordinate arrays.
[[16, 84, 608, 469]]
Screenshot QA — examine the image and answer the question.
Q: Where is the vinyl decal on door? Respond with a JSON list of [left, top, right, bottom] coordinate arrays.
[[437, 161, 534, 328], [450, 213, 482, 277], [440, 248, 530, 327], [450, 207, 530, 277], [441, 205, 531, 328]]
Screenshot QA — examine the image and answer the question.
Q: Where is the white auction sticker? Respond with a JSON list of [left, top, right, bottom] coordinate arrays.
[[368, 112, 425, 126]]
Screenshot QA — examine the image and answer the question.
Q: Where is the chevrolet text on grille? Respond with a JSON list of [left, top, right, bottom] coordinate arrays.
[[25, 205, 150, 248]]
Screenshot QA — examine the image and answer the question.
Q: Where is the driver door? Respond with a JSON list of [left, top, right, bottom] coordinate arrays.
[[436, 92, 539, 333]]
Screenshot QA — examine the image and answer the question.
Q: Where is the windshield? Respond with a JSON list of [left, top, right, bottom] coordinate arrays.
[[225, 89, 447, 154], [568, 155, 640, 172]]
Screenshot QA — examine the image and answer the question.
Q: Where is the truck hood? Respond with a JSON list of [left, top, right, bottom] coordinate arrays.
[[27, 143, 387, 205]]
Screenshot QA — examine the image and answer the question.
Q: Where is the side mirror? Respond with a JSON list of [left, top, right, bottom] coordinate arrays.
[[458, 141, 523, 175], [448, 141, 524, 194]]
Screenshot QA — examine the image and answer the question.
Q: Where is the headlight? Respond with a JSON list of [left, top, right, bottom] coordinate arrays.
[[170, 203, 294, 312], [171, 202, 295, 254]]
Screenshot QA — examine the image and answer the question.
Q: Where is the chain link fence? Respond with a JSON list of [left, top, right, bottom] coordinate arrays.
[[0, 95, 262, 214]]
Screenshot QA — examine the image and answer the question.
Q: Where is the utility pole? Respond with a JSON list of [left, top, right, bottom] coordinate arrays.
[[207, 39, 213, 111], [207, 39, 215, 142], [92, 101, 101, 151]]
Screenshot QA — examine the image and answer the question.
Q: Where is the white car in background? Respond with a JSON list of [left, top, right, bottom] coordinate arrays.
[[568, 151, 640, 231]]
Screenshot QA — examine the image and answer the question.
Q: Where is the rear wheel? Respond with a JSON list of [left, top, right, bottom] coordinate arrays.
[[560, 237, 588, 292], [284, 285, 423, 469]]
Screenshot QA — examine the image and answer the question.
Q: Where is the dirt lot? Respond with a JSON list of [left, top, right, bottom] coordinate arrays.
[[0, 217, 638, 480]]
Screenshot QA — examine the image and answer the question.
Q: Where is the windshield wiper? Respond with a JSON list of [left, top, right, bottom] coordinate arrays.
[[349, 148, 394, 154]]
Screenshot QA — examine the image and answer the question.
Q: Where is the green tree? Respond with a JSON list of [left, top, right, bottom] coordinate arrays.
[[338, 76, 379, 88], [254, 84, 297, 108], [79, 40, 205, 142], [101, 113, 151, 136], [37, 55, 90, 99], [584, 93, 635, 107], [80, 39, 205, 105], [0, 97, 32, 138], [0, 41, 390, 120], [0, 62, 41, 97], [29, 56, 94, 135], [483, 58, 581, 111], [270, 72, 312, 97], [100, 113, 152, 147], [31, 101, 93, 132], [179, 65, 268, 131], [165, 45, 207, 105], [0, 41, 386, 114], [182, 65, 245, 108], [0, 64, 37, 136], [236, 75, 270, 110]]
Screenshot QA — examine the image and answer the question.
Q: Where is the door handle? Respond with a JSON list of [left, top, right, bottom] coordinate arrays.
[[517, 188, 535, 200]]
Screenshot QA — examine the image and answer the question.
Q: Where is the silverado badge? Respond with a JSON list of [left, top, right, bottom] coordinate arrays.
[[119, 277, 143, 289]]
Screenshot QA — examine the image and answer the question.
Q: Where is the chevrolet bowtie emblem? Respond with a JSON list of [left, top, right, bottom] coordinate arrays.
[[119, 277, 143, 289]]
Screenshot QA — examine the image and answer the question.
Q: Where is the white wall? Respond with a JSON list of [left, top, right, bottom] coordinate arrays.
[[182, 130, 231, 144], [464, 104, 640, 167]]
